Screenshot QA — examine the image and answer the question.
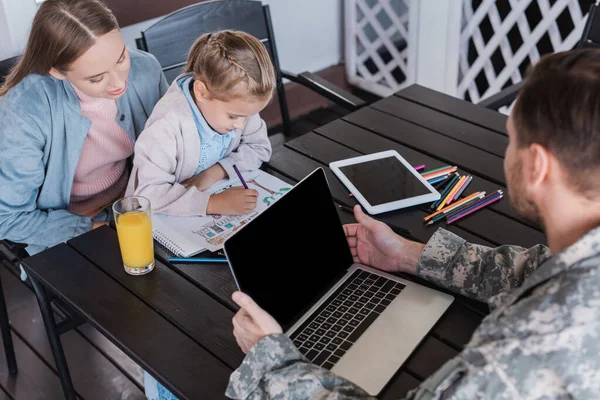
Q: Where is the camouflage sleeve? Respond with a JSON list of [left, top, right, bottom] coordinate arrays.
[[226, 334, 375, 400], [416, 228, 550, 302]]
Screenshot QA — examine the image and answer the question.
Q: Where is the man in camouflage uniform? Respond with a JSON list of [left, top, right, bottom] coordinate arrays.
[[226, 49, 600, 399]]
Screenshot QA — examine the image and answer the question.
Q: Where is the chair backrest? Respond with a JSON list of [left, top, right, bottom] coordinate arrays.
[[0, 56, 19, 86], [137, 0, 282, 85], [579, 3, 600, 48]]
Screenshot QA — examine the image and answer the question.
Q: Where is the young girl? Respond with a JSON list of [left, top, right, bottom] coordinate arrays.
[[127, 30, 275, 216]]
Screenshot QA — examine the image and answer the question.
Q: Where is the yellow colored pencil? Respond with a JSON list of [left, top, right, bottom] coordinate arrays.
[[424, 191, 484, 221], [437, 176, 466, 211]]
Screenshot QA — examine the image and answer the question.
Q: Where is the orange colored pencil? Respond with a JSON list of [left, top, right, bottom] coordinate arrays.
[[424, 191, 484, 221], [422, 166, 457, 180]]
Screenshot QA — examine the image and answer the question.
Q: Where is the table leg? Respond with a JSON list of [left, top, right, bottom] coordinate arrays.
[[0, 274, 17, 374], [30, 276, 76, 400]]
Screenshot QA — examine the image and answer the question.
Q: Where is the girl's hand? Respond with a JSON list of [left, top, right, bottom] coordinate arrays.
[[182, 164, 227, 191], [207, 187, 259, 215]]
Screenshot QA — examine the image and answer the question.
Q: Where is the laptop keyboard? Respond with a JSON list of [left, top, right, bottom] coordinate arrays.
[[289, 270, 405, 370]]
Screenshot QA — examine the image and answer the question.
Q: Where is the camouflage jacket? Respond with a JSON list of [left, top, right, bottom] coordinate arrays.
[[226, 228, 600, 399]]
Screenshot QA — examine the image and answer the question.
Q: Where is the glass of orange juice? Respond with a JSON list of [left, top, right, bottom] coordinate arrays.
[[112, 196, 155, 275]]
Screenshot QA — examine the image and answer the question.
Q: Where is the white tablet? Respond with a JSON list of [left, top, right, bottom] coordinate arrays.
[[329, 150, 441, 215]]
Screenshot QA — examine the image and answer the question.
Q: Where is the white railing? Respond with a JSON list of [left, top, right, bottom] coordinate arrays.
[[345, 0, 592, 104]]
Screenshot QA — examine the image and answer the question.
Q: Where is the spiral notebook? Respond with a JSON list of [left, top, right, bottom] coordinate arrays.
[[152, 169, 292, 257]]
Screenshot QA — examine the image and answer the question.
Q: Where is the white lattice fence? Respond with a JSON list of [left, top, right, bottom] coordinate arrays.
[[459, 0, 590, 104], [345, 0, 592, 103], [344, 0, 417, 97]]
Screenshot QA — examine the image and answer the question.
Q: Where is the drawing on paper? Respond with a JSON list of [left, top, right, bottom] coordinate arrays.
[[190, 173, 291, 249]]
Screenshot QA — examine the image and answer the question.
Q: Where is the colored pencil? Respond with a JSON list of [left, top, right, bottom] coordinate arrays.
[[422, 167, 457, 180], [420, 165, 452, 176], [424, 191, 485, 222], [338, 204, 354, 213], [446, 175, 469, 206], [446, 175, 468, 205], [437, 175, 466, 211], [426, 175, 448, 185], [431, 174, 454, 188], [447, 195, 503, 224], [445, 191, 501, 220], [426, 193, 485, 225], [422, 166, 457, 178], [451, 175, 472, 202], [431, 174, 460, 209], [414, 164, 425, 171], [168, 257, 228, 263], [233, 164, 249, 189], [447, 191, 503, 224]]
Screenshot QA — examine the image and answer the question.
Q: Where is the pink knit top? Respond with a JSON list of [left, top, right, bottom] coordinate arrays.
[[68, 85, 134, 217]]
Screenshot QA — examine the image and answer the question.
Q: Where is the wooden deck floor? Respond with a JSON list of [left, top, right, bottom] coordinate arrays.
[[0, 103, 372, 399]]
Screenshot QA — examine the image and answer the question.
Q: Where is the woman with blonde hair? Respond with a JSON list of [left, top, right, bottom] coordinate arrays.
[[0, 0, 168, 257]]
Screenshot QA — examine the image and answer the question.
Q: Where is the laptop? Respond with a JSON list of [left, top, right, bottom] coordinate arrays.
[[224, 168, 454, 395]]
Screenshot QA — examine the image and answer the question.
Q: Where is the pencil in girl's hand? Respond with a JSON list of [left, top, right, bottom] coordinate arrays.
[[233, 164, 249, 189]]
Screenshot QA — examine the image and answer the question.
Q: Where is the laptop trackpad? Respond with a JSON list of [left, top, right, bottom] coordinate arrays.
[[330, 282, 453, 395]]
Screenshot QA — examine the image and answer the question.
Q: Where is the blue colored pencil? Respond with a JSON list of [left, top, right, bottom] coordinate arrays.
[[431, 174, 454, 188], [427, 175, 448, 185], [168, 257, 228, 263]]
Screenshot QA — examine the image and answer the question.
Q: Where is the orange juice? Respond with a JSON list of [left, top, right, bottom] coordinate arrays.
[[115, 211, 154, 271]]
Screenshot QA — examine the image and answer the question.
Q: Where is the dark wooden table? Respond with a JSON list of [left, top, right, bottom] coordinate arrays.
[[22, 84, 545, 400]]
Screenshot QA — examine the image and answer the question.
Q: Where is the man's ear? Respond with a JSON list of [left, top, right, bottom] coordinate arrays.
[[193, 80, 210, 102], [528, 143, 551, 189], [49, 68, 67, 80]]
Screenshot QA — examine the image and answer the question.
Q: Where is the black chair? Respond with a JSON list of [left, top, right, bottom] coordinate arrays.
[[478, 2, 599, 110], [134, 0, 366, 136], [0, 55, 22, 375], [0, 55, 18, 84]]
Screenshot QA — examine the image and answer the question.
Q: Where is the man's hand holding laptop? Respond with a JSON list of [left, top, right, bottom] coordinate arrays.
[[231, 205, 424, 354]]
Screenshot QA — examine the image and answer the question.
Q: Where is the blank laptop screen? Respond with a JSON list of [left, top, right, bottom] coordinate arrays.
[[224, 168, 354, 330]]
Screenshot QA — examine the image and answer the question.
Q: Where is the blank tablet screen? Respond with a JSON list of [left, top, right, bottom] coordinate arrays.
[[338, 156, 430, 206]]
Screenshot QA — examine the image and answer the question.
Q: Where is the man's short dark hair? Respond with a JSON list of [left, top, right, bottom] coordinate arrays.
[[512, 48, 600, 192]]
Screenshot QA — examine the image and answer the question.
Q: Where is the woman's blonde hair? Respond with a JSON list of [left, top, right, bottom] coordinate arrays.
[[183, 30, 276, 101], [0, 0, 118, 97]]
